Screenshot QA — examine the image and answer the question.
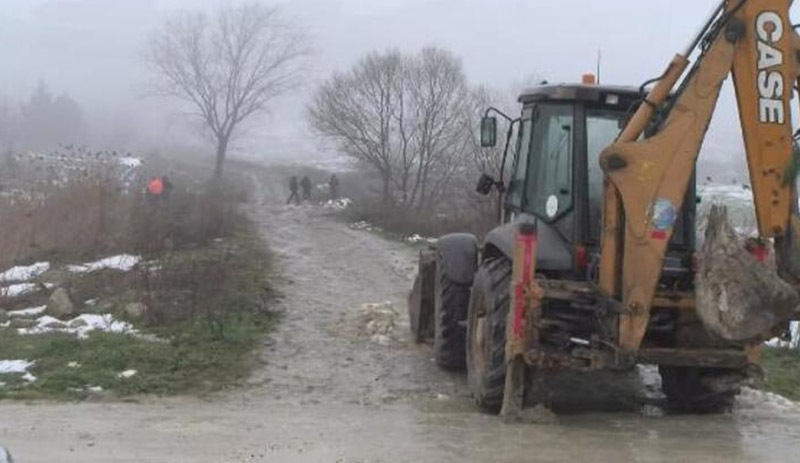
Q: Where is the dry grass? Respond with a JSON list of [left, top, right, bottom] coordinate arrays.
[[0, 162, 277, 400], [0, 175, 246, 270], [0, 179, 129, 269], [345, 196, 498, 239]]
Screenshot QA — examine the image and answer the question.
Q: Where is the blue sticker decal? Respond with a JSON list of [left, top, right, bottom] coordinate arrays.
[[651, 198, 677, 231]]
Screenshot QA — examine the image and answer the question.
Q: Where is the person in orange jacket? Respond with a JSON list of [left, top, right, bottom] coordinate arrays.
[[147, 176, 164, 199]]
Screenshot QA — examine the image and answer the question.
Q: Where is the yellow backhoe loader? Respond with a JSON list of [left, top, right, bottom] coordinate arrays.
[[408, 0, 800, 415]]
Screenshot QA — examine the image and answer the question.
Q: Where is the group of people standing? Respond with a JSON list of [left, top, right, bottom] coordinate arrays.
[[286, 174, 339, 205]]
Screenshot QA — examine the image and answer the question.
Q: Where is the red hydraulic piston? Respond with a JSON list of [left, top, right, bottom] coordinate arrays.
[[511, 223, 538, 339]]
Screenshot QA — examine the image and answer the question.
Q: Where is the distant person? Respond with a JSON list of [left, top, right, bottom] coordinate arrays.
[[146, 176, 164, 200], [300, 175, 312, 201], [161, 175, 174, 199], [287, 176, 300, 205], [329, 174, 340, 200]]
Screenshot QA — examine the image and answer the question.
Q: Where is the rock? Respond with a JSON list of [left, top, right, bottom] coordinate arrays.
[[0, 309, 7, 323], [9, 318, 36, 329], [124, 302, 147, 320], [519, 404, 559, 425], [42, 319, 67, 329], [68, 318, 88, 329], [46, 288, 74, 318], [697, 205, 800, 341], [370, 334, 391, 346]]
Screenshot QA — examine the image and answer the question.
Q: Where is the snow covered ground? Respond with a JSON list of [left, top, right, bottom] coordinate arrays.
[[0, 262, 50, 283], [0, 360, 34, 375], [0, 254, 140, 301], [406, 234, 437, 244], [0, 283, 39, 298], [16, 313, 136, 339], [6, 306, 46, 318], [322, 197, 353, 210], [66, 254, 140, 273]]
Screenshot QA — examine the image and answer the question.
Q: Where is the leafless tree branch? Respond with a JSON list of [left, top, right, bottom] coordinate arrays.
[[146, 3, 309, 179]]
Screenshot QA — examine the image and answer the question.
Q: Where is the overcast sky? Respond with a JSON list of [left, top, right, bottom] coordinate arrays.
[[0, 0, 796, 163]]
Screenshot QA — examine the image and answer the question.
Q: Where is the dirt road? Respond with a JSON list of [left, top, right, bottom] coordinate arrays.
[[2, 166, 800, 462]]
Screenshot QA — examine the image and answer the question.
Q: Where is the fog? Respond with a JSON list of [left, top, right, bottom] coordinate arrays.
[[0, 0, 795, 170]]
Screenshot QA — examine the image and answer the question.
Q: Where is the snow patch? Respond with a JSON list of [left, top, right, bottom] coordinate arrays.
[[18, 313, 136, 339], [0, 360, 35, 374], [7, 306, 46, 318], [350, 221, 381, 233], [117, 369, 138, 379], [765, 322, 800, 349], [697, 184, 754, 203], [323, 197, 352, 210], [0, 262, 50, 283], [406, 234, 437, 244], [67, 254, 140, 273], [118, 157, 143, 168], [738, 387, 799, 412], [0, 283, 39, 298]]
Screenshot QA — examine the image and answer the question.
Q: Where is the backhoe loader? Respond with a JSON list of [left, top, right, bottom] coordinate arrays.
[[408, 0, 800, 414]]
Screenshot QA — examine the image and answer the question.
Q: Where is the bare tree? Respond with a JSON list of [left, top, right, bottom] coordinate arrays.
[[466, 85, 515, 180], [309, 47, 471, 209], [146, 3, 307, 179], [406, 48, 470, 211], [458, 85, 517, 233], [308, 51, 407, 202]]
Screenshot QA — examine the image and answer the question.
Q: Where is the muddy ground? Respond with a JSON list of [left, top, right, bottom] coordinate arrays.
[[1, 165, 800, 462]]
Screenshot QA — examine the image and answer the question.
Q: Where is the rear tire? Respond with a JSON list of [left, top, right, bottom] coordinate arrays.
[[433, 253, 472, 370], [466, 257, 512, 413], [659, 366, 741, 414]]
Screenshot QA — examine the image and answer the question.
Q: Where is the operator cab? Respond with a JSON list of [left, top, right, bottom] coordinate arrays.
[[480, 82, 695, 287]]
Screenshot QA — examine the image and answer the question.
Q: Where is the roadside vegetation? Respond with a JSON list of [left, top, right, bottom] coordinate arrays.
[[758, 347, 800, 401], [0, 158, 277, 400], [308, 48, 512, 241]]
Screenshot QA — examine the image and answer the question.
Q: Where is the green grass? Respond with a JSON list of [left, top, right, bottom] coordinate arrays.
[[0, 230, 278, 401], [0, 314, 275, 400], [758, 347, 800, 401]]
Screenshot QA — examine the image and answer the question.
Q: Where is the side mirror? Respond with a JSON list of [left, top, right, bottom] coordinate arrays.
[[476, 173, 495, 196], [480, 116, 497, 147]]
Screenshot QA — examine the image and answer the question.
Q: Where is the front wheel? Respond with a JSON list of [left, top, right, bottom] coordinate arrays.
[[466, 257, 512, 413], [433, 254, 472, 370]]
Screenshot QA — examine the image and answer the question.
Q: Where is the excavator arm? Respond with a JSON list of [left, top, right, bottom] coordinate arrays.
[[598, 0, 800, 352]]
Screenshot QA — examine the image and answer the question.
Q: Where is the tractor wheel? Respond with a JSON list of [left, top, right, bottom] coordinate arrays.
[[659, 366, 742, 414], [433, 251, 473, 370], [409, 249, 436, 343], [466, 257, 512, 413]]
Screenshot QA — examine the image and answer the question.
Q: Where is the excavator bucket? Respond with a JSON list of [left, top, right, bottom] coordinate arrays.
[[696, 205, 800, 341]]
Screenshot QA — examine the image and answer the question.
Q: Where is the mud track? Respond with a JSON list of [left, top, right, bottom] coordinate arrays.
[[1, 165, 799, 462]]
